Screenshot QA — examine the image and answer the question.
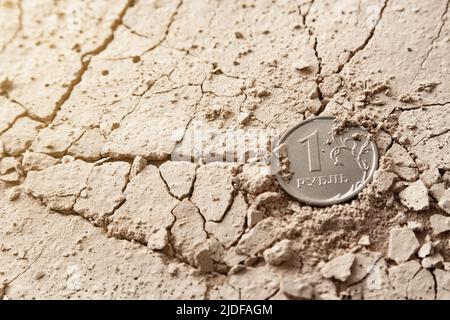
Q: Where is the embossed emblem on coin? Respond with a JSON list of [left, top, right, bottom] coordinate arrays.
[[273, 116, 378, 206]]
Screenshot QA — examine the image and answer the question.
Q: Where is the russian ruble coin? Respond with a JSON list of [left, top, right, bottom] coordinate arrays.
[[272, 116, 378, 206]]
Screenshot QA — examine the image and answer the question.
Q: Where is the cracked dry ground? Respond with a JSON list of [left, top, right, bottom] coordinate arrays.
[[0, 0, 450, 300]]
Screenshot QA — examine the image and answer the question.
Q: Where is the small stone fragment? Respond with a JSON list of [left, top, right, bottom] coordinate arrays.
[[0, 77, 13, 95], [372, 170, 397, 193], [234, 31, 244, 39], [420, 167, 441, 188], [387, 228, 420, 264], [407, 221, 423, 232], [438, 189, 450, 214], [33, 271, 46, 280], [194, 249, 214, 273], [129, 155, 147, 179], [263, 239, 293, 266], [430, 183, 447, 201], [280, 278, 313, 300], [294, 61, 310, 72], [422, 253, 444, 269], [0, 171, 20, 183], [399, 180, 429, 211], [238, 112, 251, 126], [430, 214, 450, 235], [0, 157, 17, 175], [237, 162, 273, 195], [237, 217, 285, 256], [357, 235, 371, 246], [321, 253, 355, 282], [7, 186, 21, 201], [147, 228, 169, 251], [247, 207, 264, 228], [418, 242, 433, 258]]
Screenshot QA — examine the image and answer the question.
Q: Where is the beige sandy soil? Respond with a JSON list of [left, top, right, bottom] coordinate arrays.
[[0, 0, 450, 299]]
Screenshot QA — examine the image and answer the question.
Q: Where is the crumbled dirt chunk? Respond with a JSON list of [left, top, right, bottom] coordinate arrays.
[[430, 215, 450, 235], [1, 118, 43, 156], [420, 166, 441, 188], [23, 160, 93, 212], [418, 242, 433, 258], [67, 128, 105, 161], [438, 189, 450, 214], [407, 268, 436, 300], [372, 169, 397, 194], [191, 162, 236, 222], [434, 269, 450, 300], [107, 165, 178, 244], [388, 260, 422, 299], [159, 161, 196, 199], [0, 156, 17, 175], [387, 228, 420, 264], [407, 221, 424, 232], [236, 217, 286, 257], [21, 151, 59, 172], [194, 249, 214, 273], [321, 253, 355, 282], [205, 193, 247, 249], [280, 278, 314, 300], [422, 253, 444, 269], [7, 186, 21, 201], [398, 180, 429, 211], [0, 171, 20, 183], [263, 239, 293, 266], [236, 163, 274, 195], [346, 251, 382, 285], [73, 162, 130, 225], [385, 143, 419, 182], [430, 183, 447, 202], [171, 199, 207, 262], [228, 267, 279, 300]]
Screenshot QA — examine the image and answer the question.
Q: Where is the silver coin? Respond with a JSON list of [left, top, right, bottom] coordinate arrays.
[[273, 116, 378, 206]]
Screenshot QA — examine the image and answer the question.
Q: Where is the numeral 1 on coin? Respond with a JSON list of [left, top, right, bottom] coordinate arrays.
[[299, 130, 321, 172]]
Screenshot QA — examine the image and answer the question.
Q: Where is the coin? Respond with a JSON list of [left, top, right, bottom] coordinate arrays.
[[273, 116, 378, 206]]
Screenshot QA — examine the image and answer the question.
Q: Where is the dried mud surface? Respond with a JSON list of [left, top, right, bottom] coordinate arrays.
[[1, 0, 450, 300]]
